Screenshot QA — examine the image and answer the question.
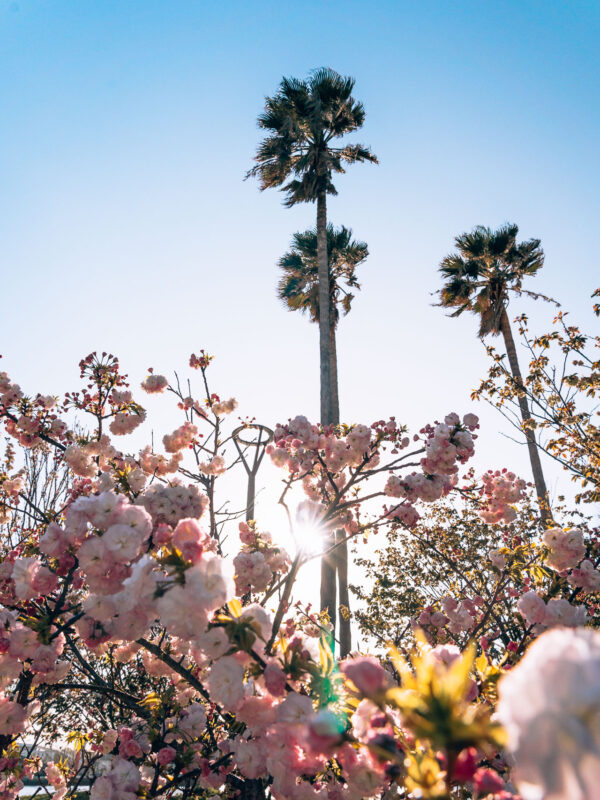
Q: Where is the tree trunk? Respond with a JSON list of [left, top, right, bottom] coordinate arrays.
[[499, 308, 552, 525], [317, 190, 333, 425], [330, 323, 340, 425], [317, 189, 337, 631], [329, 325, 351, 654], [336, 529, 351, 656]]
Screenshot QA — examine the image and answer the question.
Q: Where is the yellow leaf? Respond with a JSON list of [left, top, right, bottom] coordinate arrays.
[[227, 598, 242, 618], [444, 643, 475, 700], [318, 636, 335, 675], [475, 652, 488, 678], [139, 692, 161, 709]]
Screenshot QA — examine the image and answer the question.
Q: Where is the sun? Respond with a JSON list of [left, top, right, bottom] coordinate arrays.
[[293, 500, 328, 556], [293, 518, 326, 556], [254, 490, 327, 558]]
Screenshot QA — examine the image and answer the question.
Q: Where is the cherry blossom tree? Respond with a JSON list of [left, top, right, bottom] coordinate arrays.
[[0, 350, 599, 800]]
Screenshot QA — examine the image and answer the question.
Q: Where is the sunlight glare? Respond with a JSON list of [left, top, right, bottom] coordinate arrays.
[[293, 501, 327, 556]]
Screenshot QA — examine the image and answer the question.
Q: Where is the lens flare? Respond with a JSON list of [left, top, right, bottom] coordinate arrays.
[[294, 501, 327, 555]]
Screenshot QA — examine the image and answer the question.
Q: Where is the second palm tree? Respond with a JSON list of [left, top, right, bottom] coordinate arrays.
[[278, 225, 368, 654], [437, 223, 552, 525]]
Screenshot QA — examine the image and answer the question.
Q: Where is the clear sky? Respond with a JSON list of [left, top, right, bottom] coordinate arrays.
[[1, 1, 599, 585]]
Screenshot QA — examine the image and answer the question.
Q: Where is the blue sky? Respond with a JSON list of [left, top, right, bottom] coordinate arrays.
[[1, 0, 599, 524]]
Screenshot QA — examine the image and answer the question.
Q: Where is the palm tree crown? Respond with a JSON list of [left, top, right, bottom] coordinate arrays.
[[246, 68, 378, 206], [277, 225, 368, 324], [438, 223, 545, 336]]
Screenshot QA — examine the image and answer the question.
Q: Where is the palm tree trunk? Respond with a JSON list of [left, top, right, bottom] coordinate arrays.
[[329, 324, 350, 655], [330, 323, 340, 425], [336, 529, 351, 656], [317, 190, 333, 425], [317, 189, 336, 631], [499, 308, 552, 525]]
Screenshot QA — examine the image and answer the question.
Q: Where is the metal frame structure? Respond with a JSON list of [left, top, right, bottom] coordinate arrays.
[[232, 424, 274, 521]]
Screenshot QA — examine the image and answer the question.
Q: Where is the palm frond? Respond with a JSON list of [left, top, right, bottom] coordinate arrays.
[[276, 224, 368, 323], [247, 69, 377, 202], [437, 222, 546, 338]]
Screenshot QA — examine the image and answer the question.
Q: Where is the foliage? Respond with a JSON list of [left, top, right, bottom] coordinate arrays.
[[246, 68, 377, 206], [437, 223, 547, 337], [354, 488, 600, 659], [474, 297, 600, 503], [1, 349, 598, 799], [277, 225, 368, 324]]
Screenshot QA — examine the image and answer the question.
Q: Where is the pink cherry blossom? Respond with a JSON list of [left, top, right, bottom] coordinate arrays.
[[498, 627, 600, 800], [207, 656, 245, 709], [141, 374, 168, 394], [341, 657, 391, 697]]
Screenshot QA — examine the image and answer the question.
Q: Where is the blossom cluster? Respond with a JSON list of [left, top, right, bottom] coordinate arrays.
[[517, 590, 587, 629], [479, 469, 527, 524], [233, 521, 291, 596], [0, 353, 599, 800]]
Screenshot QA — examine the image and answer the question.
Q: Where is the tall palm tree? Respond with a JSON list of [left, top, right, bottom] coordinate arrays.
[[278, 224, 368, 656], [437, 223, 552, 524], [247, 68, 377, 427]]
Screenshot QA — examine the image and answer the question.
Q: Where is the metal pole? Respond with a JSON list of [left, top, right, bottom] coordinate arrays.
[[232, 424, 273, 522]]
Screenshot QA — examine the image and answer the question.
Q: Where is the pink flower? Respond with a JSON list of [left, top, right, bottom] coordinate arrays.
[[64, 445, 97, 478], [195, 626, 230, 660], [231, 738, 267, 779], [89, 776, 113, 800], [211, 398, 237, 416], [489, 548, 507, 569], [199, 456, 227, 476], [103, 524, 143, 563], [109, 410, 146, 436], [480, 470, 526, 524], [451, 747, 478, 782], [207, 656, 245, 709], [45, 762, 64, 789], [341, 657, 391, 697], [568, 559, 600, 593], [31, 564, 58, 596], [263, 662, 287, 697], [91, 757, 140, 800], [12, 558, 57, 600], [543, 597, 587, 628], [186, 552, 235, 613], [31, 644, 60, 674], [472, 767, 504, 794], [121, 737, 143, 759], [498, 627, 600, 800], [462, 413, 479, 429], [238, 522, 256, 545], [8, 625, 39, 660], [233, 551, 273, 595], [163, 422, 198, 453], [156, 746, 176, 766], [0, 696, 27, 735], [141, 374, 168, 394], [237, 695, 276, 733], [172, 518, 209, 563], [177, 703, 207, 737], [101, 729, 119, 754], [543, 527, 586, 572], [517, 591, 547, 625], [275, 693, 314, 724], [137, 482, 207, 526]]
